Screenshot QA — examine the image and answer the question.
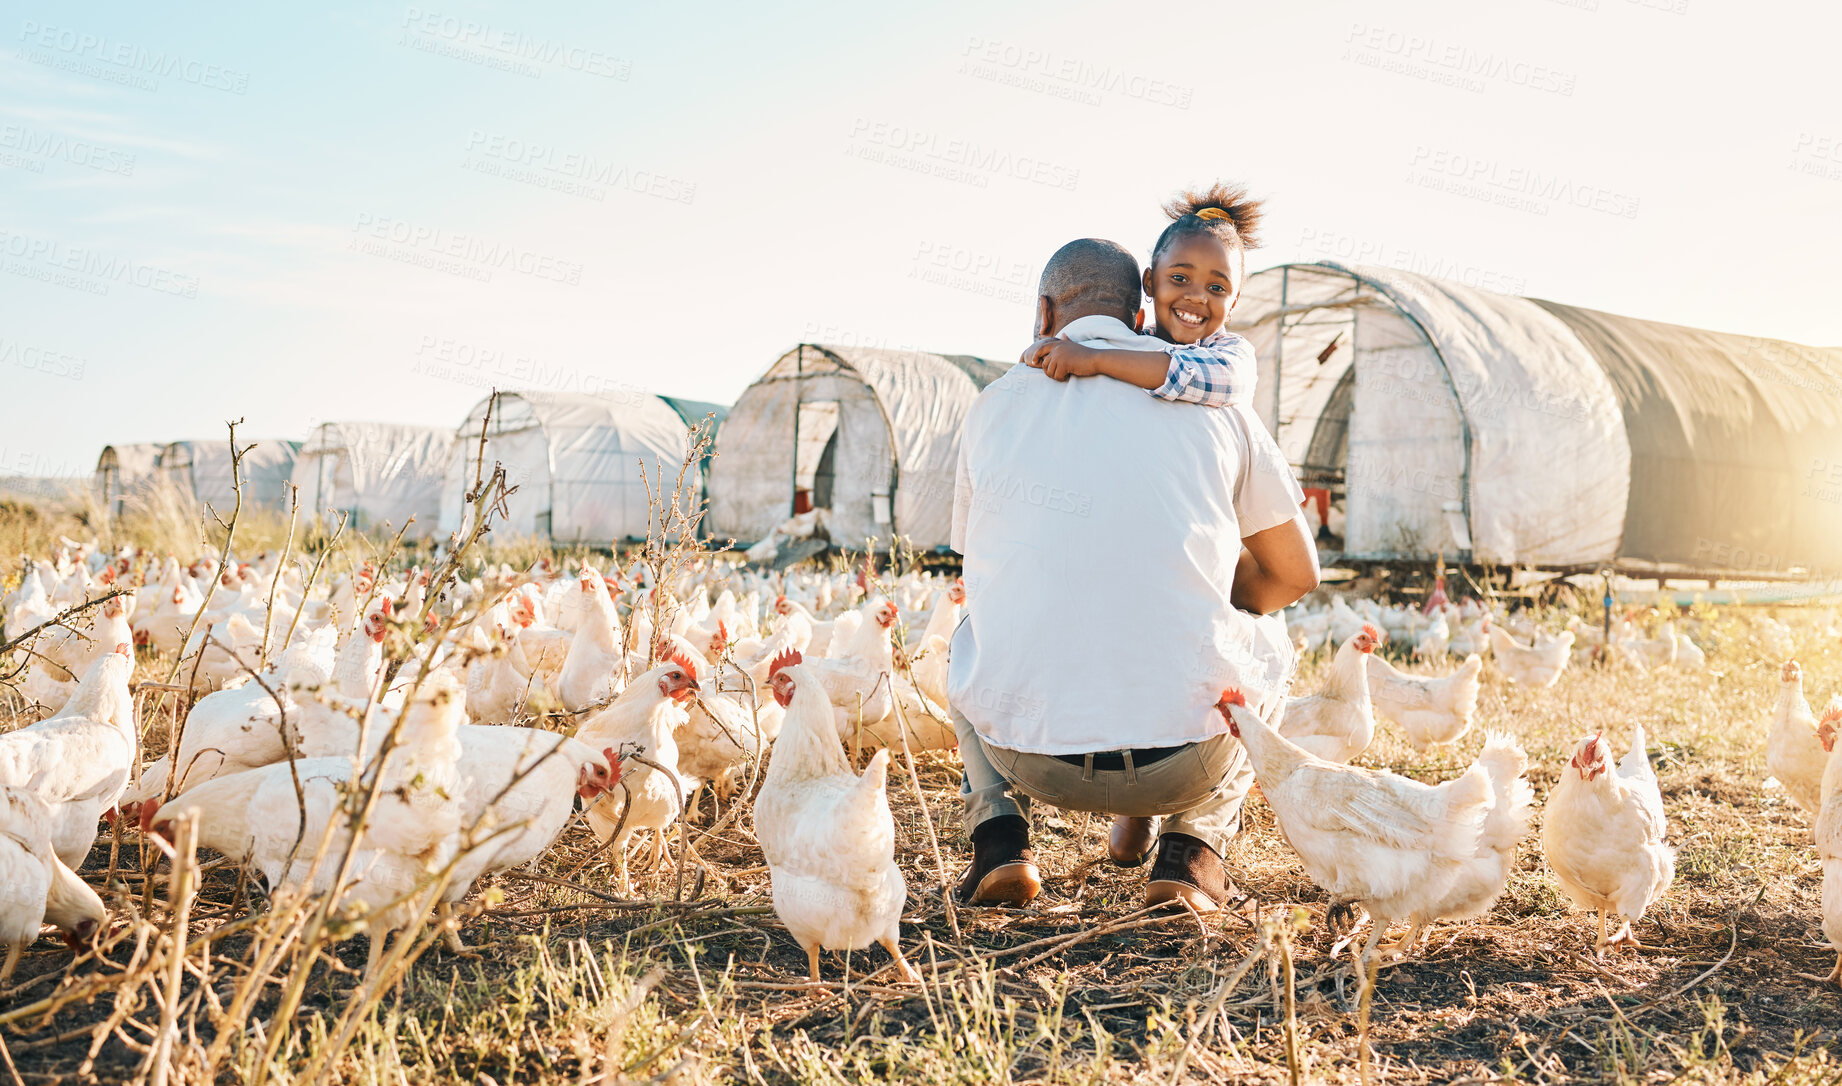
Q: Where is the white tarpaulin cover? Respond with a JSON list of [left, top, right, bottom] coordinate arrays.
[[1350, 264, 1631, 565], [94, 443, 165, 517], [707, 344, 1007, 549], [292, 422, 453, 539], [438, 390, 715, 544], [1235, 260, 1842, 574], [158, 439, 299, 514]]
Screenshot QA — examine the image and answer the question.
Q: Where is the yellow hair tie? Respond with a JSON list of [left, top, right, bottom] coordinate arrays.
[[1194, 207, 1232, 221]]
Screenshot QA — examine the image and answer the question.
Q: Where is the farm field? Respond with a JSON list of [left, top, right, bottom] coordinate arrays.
[[1, 495, 1840, 1086]]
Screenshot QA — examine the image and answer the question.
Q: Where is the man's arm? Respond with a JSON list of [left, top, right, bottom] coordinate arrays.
[[1232, 511, 1320, 614]]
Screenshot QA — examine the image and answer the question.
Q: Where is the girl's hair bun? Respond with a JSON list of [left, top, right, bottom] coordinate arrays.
[[1162, 182, 1264, 249]]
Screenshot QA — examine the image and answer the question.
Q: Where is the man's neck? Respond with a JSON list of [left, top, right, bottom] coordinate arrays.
[[1047, 307, 1134, 337]]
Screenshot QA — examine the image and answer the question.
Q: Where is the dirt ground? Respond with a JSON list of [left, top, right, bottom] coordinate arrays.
[[3, 598, 1840, 1084]]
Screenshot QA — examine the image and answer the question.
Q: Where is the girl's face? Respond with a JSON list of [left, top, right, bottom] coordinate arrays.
[[1144, 233, 1240, 344]]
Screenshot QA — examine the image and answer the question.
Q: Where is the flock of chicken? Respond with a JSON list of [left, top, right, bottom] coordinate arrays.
[[0, 544, 1837, 996], [0, 544, 961, 984], [1266, 588, 1837, 978]]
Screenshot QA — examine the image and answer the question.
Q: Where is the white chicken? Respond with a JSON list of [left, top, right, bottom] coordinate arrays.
[[2, 561, 56, 641], [1214, 688, 1497, 965], [36, 594, 134, 684], [0, 785, 107, 982], [755, 649, 915, 982], [795, 600, 901, 738], [1279, 624, 1381, 763], [676, 683, 771, 821], [1366, 653, 1484, 752], [1541, 726, 1676, 956], [0, 646, 138, 867], [465, 595, 541, 723], [1756, 615, 1797, 660], [555, 568, 626, 712], [149, 673, 473, 977], [510, 591, 571, 690], [573, 656, 698, 893], [1447, 612, 1492, 659], [1488, 627, 1573, 688], [21, 594, 135, 716], [1370, 733, 1533, 956], [1812, 713, 1842, 987], [1768, 660, 1832, 817], [122, 638, 329, 812], [439, 726, 619, 937], [1413, 610, 1451, 660], [1618, 622, 1679, 671], [900, 633, 951, 715]]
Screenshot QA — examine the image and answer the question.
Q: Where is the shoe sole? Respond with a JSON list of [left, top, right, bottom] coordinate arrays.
[[1144, 879, 1222, 914], [1108, 844, 1155, 868], [969, 862, 1042, 907]]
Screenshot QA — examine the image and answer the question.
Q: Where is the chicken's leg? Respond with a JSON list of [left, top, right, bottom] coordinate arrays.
[[437, 901, 471, 955], [881, 936, 919, 983], [1356, 918, 1386, 972], [1607, 918, 1639, 949], [363, 931, 386, 989], [1, 942, 19, 984], [1377, 915, 1427, 962], [1795, 951, 1842, 986], [1593, 908, 1609, 959], [807, 944, 821, 983]]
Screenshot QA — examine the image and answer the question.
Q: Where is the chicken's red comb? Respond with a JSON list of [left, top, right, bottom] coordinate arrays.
[[1361, 623, 1381, 641], [768, 648, 803, 680], [666, 647, 699, 680], [1820, 705, 1842, 726], [1216, 687, 1247, 709], [716, 619, 728, 641]]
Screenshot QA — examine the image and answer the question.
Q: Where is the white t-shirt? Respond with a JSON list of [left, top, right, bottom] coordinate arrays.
[[948, 315, 1305, 755]]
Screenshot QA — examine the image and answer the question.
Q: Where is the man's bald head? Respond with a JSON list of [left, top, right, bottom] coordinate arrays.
[[1035, 238, 1141, 336]]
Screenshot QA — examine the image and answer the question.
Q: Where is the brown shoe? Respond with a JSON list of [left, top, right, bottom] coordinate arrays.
[[954, 815, 1041, 906], [1107, 816, 1157, 867], [1143, 832, 1230, 914]]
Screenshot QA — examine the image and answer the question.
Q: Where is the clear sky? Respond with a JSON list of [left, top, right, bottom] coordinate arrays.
[[3, 0, 1839, 476]]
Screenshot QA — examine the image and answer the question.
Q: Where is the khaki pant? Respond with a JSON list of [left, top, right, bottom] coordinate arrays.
[[953, 706, 1255, 856]]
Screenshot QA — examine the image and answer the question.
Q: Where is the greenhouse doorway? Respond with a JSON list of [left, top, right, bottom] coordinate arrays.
[[793, 401, 839, 516]]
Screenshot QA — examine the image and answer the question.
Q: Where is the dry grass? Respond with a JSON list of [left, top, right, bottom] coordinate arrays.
[[2, 493, 1840, 1083]]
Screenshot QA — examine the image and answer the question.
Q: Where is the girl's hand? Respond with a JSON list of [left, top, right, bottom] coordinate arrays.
[[1023, 338, 1100, 382], [1020, 336, 1061, 368]]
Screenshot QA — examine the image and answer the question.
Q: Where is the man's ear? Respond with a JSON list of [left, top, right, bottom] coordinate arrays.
[[1132, 306, 1146, 333], [1033, 295, 1053, 338]]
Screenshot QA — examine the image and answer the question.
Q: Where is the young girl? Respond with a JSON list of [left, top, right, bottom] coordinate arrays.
[[1022, 183, 1263, 407]]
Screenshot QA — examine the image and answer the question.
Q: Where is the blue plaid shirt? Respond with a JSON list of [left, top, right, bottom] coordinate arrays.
[[1150, 330, 1256, 408]]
